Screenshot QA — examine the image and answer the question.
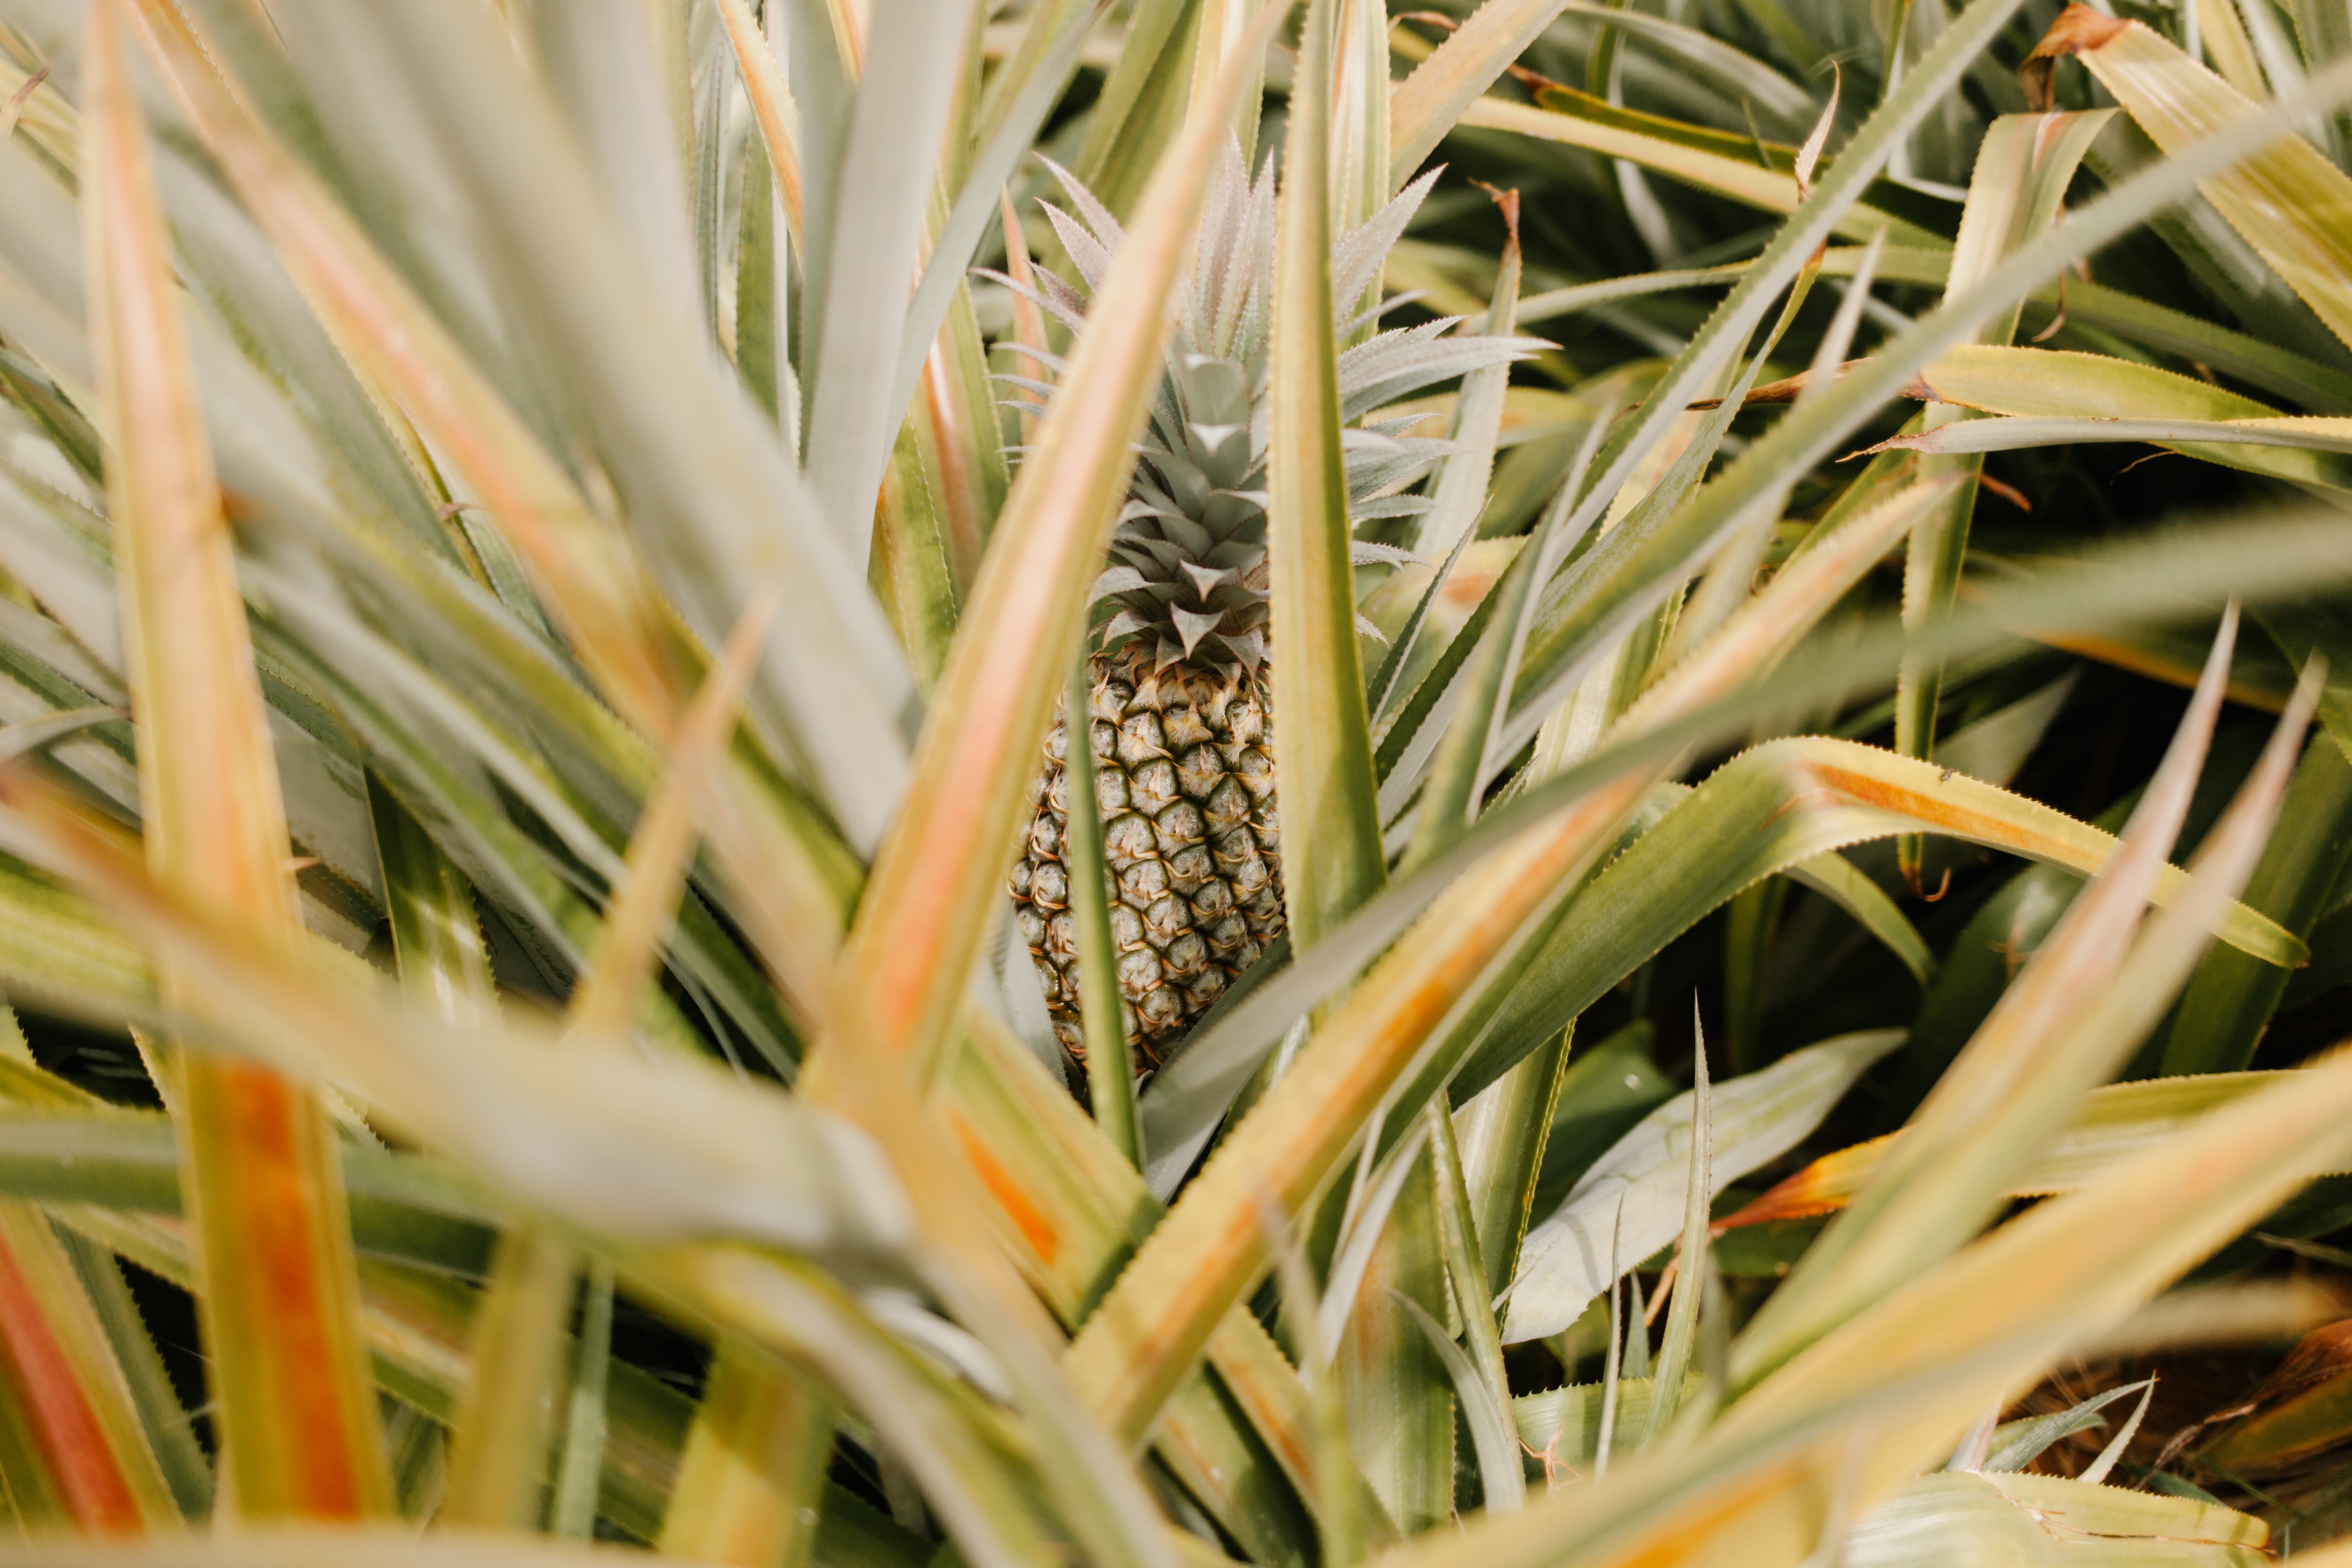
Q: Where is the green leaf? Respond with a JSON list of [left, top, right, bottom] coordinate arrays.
[[938, 1018, 1360, 1564], [1564, 3, 1816, 132], [1896, 108, 2112, 884], [2158, 724, 2352, 1073], [266, 0, 920, 853], [1501, 57, 2352, 756], [1269, 0, 1387, 951], [549, 1256, 614, 1539], [889, 8, 1102, 432], [658, 1349, 836, 1568], [656, 1248, 1079, 1568], [1388, 0, 1578, 186], [1121, 471, 1965, 1262], [1413, 200, 1524, 562], [1385, 993, 2341, 1568], [1638, 1011, 1710, 1445], [714, 0, 804, 261], [1335, 1148, 1453, 1536], [1073, 0, 1203, 222], [1733, 618, 2313, 1391], [1394, 1286, 1524, 1514], [1718, 1070, 2320, 1230], [1982, 1377, 2151, 1474], [1330, 0, 1390, 247], [2053, 276, 2352, 411], [1452, 1027, 1574, 1297], [1785, 852, 1934, 986], [802, 0, 977, 563], [1460, 730, 2300, 1101], [1455, 88, 1946, 246], [868, 414, 964, 688], [1140, 508, 2352, 1209], [0, 781, 916, 1275], [1511, 1376, 1697, 1476], [51, 1222, 211, 1519], [1431, 1105, 1516, 1485], [1502, 1030, 1902, 1344], [1887, 344, 2352, 490], [442, 1227, 575, 1529], [85, 0, 392, 1516], [1062, 642, 1140, 1162], [377, 775, 573, 1533]]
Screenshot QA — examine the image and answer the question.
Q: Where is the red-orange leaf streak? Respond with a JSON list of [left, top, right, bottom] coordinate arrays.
[[1714, 1141, 1891, 1233], [196, 1063, 369, 1517], [1767, 755, 2056, 848], [0, 1230, 142, 1532], [952, 1115, 1064, 1269]]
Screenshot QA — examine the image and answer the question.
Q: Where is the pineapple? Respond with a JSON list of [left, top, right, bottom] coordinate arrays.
[[1001, 148, 1539, 1071]]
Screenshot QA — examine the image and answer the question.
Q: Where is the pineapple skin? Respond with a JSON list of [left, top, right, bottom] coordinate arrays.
[[1010, 655, 1284, 1071]]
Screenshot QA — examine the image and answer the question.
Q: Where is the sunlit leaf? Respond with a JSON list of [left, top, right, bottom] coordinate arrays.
[[85, 0, 390, 1518], [1503, 1031, 1901, 1345], [2027, 6, 2352, 350]]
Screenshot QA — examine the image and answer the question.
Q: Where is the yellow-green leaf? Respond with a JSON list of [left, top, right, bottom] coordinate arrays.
[[1903, 343, 2352, 492], [2028, 6, 2352, 350], [83, 0, 389, 1519]]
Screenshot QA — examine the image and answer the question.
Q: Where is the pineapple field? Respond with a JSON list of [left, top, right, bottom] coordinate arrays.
[[5, 0, 2352, 1561]]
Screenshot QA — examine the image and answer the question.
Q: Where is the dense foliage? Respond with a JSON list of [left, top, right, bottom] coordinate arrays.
[[0, 0, 2347, 1564]]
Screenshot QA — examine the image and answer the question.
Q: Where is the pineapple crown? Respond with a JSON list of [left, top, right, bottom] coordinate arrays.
[[989, 142, 1547, 680]]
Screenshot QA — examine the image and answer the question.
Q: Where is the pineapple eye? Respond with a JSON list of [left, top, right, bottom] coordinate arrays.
[[1103, 814, 1157, 868], [1119, 858, 1172, 906], [1163, 933, 1210, 978], [1115, 948, 1164, 1002], [1153, 802, 1205, 854]]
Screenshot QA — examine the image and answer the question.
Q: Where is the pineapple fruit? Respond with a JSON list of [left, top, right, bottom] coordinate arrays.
[[1003, 149, 1539, 1070]]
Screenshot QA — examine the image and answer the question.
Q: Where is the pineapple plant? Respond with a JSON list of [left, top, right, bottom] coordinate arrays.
[[1005, 150, 1534, 1070], [0, 0, 2345, 1563]]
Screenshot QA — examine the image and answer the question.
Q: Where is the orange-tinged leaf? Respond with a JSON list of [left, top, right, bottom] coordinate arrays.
[[658, 1349, 834, 1568], [714, 0, 804, 253], [998, 193, 1051, 446], [0, 64, 49, 144], [2198, 1319, 2352, 1476], [120, 0, 680, 732], [121, 0, 853, 1027], [1715, 1071, 2300, 1231], [83, 0, 389, 1519], [0, 1201, 178, 1532]]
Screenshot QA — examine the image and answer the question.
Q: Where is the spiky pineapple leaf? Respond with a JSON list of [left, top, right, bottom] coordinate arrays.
[[1503, 1031, 1900, 1344]]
